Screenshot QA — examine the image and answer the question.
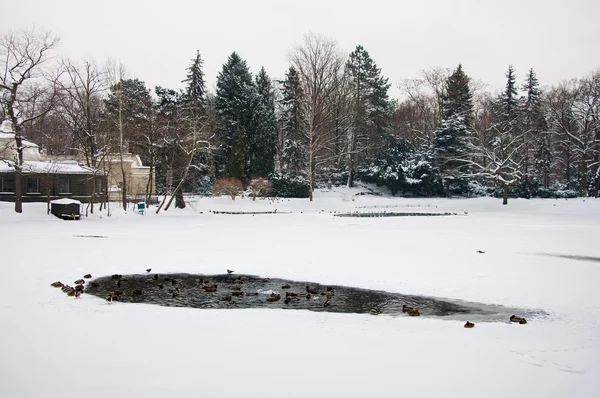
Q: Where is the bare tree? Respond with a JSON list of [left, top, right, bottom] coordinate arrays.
[[290, 33, 346, 200], [0, 29, 60, 212], [547, 74, 600, 196]]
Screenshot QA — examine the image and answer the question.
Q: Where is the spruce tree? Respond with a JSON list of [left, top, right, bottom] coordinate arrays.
[[279, 66, 306, 178], [443, 64, 473, 127], [181, 50, 207, 113], [433, 64, 474, 195], [251, 67, 277, 177], [521, 68, 549, 186], [215, 52, 255, 181]]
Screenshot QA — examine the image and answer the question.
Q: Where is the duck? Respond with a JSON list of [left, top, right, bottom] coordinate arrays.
[[111, 274, 121, 279], [245, 292, 258, 296], [408, 309, 420, 317], [146, 269, 152, 273], [370, 308, 381, 315], [227, 269, 235, 274], [464, 321, 475, 328], [51, 281, 64, 288], [510, 315, 527, 324], [90, 282, 100, 288], [262, 278, 271, 282], [221, 295, 232, 301], [106, 294, 113, 304], [230, 285, 242, 291], [402, 305, 414, 313], [306, 286, 319, 295], [231, 291, 244, 297], [75, 289, 83, 299], [286, 292, 298, 297], [204, 287, 217, 293], [282, 284, 291, 289], [323, 299, 332, 307], [74, 279, 85, 285], [83, 274, 92, 279], [67, 289, 76, 297], [153, 274, 159, 280]]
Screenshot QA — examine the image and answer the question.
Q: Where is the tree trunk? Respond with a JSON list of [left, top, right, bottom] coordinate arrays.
[[503, 184, 509, 205]]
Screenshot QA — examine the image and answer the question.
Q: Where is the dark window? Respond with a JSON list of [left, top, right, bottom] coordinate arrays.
[[27, 177, 39, 193], [59, 177, 71, 194], [1, 175, 14, 193]]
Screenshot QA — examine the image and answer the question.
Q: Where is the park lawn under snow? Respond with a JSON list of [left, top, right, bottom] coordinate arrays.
[[1, 187, 599, 398]]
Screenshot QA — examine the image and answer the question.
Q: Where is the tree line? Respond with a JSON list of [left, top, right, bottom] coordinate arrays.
[[1, 29, 599, 213]]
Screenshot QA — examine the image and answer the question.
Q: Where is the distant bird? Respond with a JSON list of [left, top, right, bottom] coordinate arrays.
[[83, 274, 92, 279], [221, 295, 232, 302], [282, 284, 291, 289], [464, 321, 475, 328], [146, 268, 152, 273], [106, 295, 113, 304], [476, 250, 486, 254], [75, 289, 83, 299], [227, 269, 235, 274], [370, 308, 381, 315], [408, 309, 420, 317], [51, 281, 64, 288], [154, 274, 159, 280], [74, 279, 85, 285], [90, 282, 100, 288], [306, 285, 318, 295], [510, 315, 527, 324], [402, 304, 414, 313]]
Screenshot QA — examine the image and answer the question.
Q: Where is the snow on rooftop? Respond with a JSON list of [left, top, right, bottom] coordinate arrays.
[[0, 159, 104, 175], [50, 198, 81, 205]]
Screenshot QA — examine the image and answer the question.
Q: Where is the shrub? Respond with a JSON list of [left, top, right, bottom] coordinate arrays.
[[247, 177, 272, 201], [270, 172, 310, 198], [211, 177, 244, 200]]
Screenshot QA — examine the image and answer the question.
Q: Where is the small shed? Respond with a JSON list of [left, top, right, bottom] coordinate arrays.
[[50, 198, 81, 220]]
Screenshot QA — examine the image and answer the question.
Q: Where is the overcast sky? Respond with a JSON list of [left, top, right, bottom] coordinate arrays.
[[3, 0, 599, 99]]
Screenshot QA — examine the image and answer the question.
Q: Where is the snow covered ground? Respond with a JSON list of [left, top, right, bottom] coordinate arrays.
[[1, 187, 599, 397]]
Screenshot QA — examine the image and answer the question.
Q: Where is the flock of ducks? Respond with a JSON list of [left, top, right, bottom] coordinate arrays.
[[50, 270, 529, 327]]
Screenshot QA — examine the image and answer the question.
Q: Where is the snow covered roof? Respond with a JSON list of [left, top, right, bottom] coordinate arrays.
[[0, 120, 39, 148], [0, 159, 105, 175], [50, 198, 81, 205]]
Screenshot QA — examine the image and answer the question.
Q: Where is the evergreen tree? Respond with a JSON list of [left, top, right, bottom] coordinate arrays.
[[215, 52, 255, 181], [433, 64, 474, 195], [443, 64, 473, 127], [181, 50, 207, 112], [495, 65, 521, 130], [279, 66, 306, 178], [250, 67, 277, 177], [521, 68, 550, 186], [346, 45, 392, 186]]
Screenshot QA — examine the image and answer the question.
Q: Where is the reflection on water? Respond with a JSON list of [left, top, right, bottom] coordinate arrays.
[[84, 273, 542, 322]]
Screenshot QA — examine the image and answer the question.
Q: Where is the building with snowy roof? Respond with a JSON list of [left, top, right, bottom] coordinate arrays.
[[0, 120, 107, 203]]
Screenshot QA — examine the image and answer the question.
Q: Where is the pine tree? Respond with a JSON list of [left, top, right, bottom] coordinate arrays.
[[433, 64, 474, 195], [279, 66, 306, 178], [215, 52, 255, 181], [346, 45, 392, 186]]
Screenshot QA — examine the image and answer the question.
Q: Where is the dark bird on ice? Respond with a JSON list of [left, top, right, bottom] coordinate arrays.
[[146, 269, 152, 273], [227, 269, 235, 274], [106, 295, 113, 304], [402, 304, 414, 313], [476, 250, 485, 254], [464, 321, 475, 328]]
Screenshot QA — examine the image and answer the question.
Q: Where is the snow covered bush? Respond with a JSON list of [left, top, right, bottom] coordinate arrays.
[[270, 172, 310, 198], [211, 177, 244, 200]]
